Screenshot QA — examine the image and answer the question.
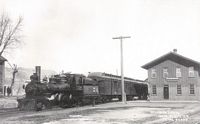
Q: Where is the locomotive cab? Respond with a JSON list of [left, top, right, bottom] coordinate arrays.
[[52, 73, 99, 108]]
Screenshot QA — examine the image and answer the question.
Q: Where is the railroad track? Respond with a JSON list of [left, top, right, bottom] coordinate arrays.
[[0, 100, 118, 119], [0, 106, 65, 118], [0, 108, 29, 117]]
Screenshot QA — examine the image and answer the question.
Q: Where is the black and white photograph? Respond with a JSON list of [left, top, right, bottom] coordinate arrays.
[[0, 0, 200, 123]]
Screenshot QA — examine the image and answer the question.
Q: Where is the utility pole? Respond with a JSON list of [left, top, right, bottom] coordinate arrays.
[[112, 36, 131, 103]]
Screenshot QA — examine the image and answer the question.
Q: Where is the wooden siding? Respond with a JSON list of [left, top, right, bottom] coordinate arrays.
[[148, 60, 200, 100]]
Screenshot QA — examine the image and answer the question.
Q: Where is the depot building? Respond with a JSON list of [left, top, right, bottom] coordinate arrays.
[[142, 50, 200, 101]]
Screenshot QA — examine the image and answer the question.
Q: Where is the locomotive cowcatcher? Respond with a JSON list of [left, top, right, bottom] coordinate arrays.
[[17, 66, 99, 111]]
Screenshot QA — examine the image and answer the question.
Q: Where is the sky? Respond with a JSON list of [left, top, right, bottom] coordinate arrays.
[[0, 0, 200, 80]]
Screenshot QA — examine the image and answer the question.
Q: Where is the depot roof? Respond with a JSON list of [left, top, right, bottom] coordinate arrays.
[[142, 52, 200, 69]]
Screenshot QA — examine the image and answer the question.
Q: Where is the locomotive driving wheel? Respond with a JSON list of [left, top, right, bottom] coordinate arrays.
[[35, 101, 43, 111], [35, 98, 51, 111], [59, 93, 74, 108]]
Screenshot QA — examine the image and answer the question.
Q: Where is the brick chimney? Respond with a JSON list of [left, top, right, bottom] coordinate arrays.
[[173, 49, 177, 53]]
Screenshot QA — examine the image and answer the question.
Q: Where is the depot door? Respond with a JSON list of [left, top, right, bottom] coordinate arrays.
[[163, 85, 169, 99]]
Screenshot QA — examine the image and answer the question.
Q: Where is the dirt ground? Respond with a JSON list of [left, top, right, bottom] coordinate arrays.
[[1, 101, 200, 124], [0, 97, 18, 109]]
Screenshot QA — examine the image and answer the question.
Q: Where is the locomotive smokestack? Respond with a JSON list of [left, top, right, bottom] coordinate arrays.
[[35, 66, 41, 82]]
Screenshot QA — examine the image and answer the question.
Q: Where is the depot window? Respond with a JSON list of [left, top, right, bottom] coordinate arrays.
[[177, 84, 182, 95], [163, 68, 168, 78], [152, 85, 157, 95], [190, 84, 195, 94], [151, 69, 156, 78], [189, 67, 195, 77], [176, 68, 182, 78]]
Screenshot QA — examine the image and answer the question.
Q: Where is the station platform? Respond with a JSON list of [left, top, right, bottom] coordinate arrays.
[[0, 96, 18, 109]]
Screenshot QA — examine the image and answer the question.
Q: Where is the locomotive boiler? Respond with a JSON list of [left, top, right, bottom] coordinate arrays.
[[25, 74, 70, 97]]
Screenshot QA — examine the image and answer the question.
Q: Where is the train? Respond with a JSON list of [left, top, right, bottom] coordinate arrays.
[[17, 67, 148, 111]]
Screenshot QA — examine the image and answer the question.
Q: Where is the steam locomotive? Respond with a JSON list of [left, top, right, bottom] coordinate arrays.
[[18, 67, 99, 111], [18, 67, 148, 111]]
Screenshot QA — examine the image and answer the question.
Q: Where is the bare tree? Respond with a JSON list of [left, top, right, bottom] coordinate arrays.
[[0, 14, 23, 56]]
